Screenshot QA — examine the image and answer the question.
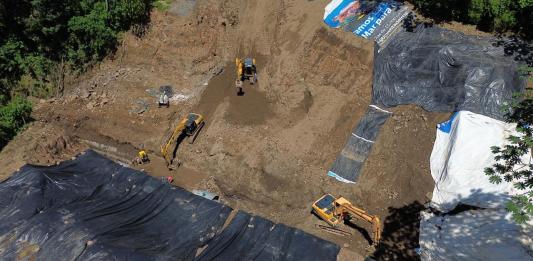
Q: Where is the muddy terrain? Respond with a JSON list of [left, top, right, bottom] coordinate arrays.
[[0, 0, 452, 258]]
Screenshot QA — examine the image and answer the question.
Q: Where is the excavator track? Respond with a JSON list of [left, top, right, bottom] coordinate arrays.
[[315, 224, 352, 237]]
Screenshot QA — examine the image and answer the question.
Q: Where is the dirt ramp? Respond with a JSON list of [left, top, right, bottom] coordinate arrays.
[[226, 86, 272, 125]]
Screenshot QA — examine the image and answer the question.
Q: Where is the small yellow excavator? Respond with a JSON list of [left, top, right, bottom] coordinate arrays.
[[312, 194, 381, 245], [235, 57, 257, 95], [161, 113, 205, 169]]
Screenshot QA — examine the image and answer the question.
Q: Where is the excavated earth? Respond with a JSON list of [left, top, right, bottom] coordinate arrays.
[[0, 0, 452, 259]]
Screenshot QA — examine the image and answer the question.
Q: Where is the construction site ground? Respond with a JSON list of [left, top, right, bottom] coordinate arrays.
[[0, 1, 454, 259]]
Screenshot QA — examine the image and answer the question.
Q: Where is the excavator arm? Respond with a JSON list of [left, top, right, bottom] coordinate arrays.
[[160, 113, 204, 168], [337, 203, 381, 244], [161, 118, 187, 166], [236, 58, 243, 80]]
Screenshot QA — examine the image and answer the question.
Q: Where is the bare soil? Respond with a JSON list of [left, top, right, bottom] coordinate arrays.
[[0, 0, 454, 259]]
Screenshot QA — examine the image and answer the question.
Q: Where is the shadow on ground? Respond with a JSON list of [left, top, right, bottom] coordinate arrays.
[[372, 201, 425, 261]]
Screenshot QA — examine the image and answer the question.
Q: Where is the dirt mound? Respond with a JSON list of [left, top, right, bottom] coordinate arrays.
[[0, 122, 85, 180]]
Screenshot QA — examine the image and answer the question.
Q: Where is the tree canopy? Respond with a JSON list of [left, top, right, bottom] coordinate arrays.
[[0, 0, 153, 149], [409, 0, 533, 39], [485, 67, 533, 224]]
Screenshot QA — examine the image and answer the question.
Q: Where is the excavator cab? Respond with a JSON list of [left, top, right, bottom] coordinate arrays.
[[185, 114, 200, 136], [312, 194, 342, 226], [184, 113, 204, 142], [244, 58, 254, 76]]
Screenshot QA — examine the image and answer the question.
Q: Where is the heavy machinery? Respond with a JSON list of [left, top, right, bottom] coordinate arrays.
[[235, 57, 257, 95], [160, 113, 205, 169], [132, 149, 150, 166], [312, 194, 381, 245]]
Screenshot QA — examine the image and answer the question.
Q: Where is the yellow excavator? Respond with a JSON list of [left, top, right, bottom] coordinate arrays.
[[312, 194, 381, 245], [161, 113, 205, 169], [235, 57, 257, 95]]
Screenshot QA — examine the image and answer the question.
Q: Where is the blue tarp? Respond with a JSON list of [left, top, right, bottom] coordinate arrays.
[[437, 112, 459, 133]]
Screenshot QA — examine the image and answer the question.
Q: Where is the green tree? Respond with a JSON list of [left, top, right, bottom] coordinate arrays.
[[0, 40, 25, 82], [67, 1, 118, 66], [485, 68, 533, 224], [409, 0, 533, 39], [0, 96, 32, 148], [0, 0, 154, 150]]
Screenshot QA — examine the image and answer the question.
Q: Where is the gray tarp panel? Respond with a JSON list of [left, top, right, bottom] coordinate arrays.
[[372, 25, 525, 120], [0, 150, 340, 260], [329, 106, 391, 182]]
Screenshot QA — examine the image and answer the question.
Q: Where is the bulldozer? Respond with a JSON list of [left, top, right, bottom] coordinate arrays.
[[235, 57, 257, 95], [312, 194, 381, 245], [160, 113, 205, 169]]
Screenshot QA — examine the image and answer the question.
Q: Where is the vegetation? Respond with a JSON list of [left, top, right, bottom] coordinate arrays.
[[0, 97, 32, 148], [154, 0, 173, 11], [409, 0, 533, 39], [0, 0, 154, 149], [485, 67, 533, 224]]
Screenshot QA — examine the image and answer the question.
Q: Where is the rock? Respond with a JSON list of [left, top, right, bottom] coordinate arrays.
[[209, 142, 223, 156], [86, 102, 95, 109], [80, 88, 91, 98], [214, 67, 224, 76], [56, 136, 67, 149], [65, 95, 77, 103], [101, 98, 109, 104]]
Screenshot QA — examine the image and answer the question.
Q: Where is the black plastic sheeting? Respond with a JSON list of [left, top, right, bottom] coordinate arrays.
[[197, 212, 340, 260], [0, 150, 340, 260], [373, 25, 525, 120], [328, 106, 391, 182], [329, 25, 526, 183]]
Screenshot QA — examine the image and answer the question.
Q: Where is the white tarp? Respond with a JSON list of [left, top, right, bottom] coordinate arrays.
[[420, 209, 533, 260], [421, 110, 533, 261], [429, 111, 532, 212]]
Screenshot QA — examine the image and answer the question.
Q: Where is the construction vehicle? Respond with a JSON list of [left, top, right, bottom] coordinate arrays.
[[132, 149, 150, 165], [312, 194, 381, 245], [160, 113, 205, 169], [235, 57, 257, 95], [138, 149, 149, 163]]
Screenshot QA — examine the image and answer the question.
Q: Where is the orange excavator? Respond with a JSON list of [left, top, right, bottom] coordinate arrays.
[[160, 113, 205, 169], [312, 194, 381, 245]]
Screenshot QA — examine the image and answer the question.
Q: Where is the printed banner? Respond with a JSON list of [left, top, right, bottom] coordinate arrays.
[[324, 0, 410, 48]]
